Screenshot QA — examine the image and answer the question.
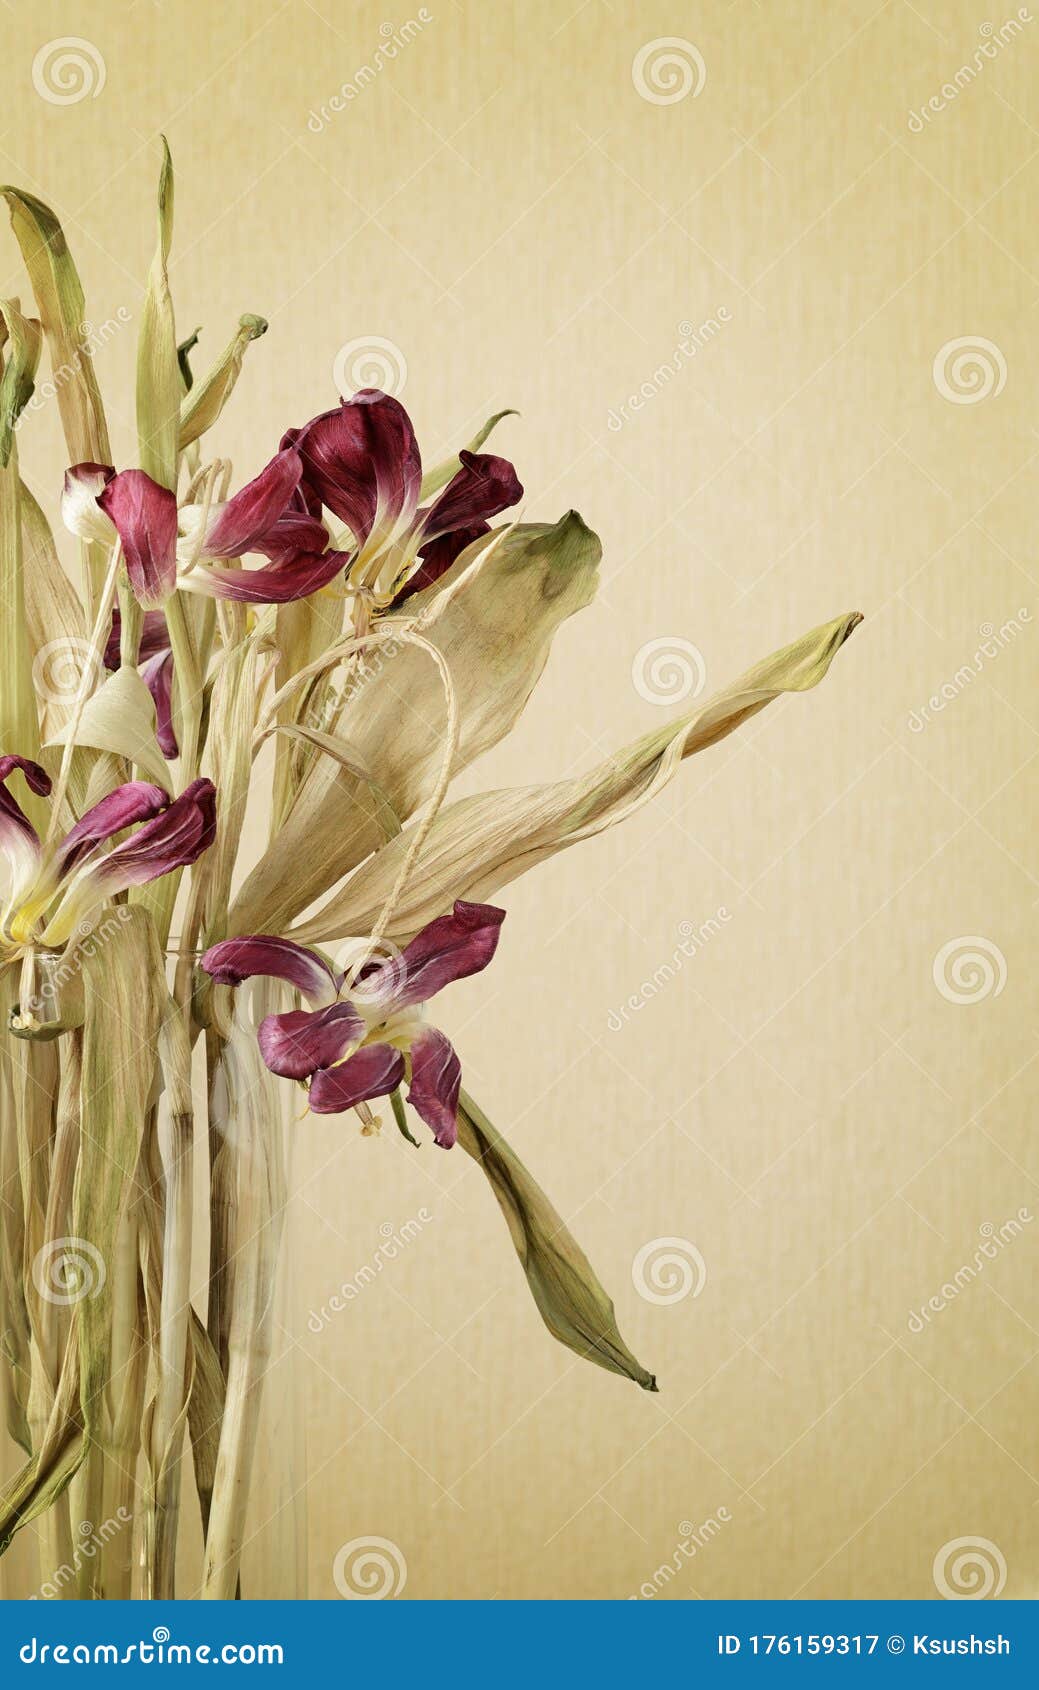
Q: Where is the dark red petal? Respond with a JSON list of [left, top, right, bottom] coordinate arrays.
[[203, 447, 303, 559], [200, 936, 338, 1004], [104, 608, 170, 671], [57, 780, 170, 877], [92, 777, 216, 891], [392, 522, 490, 606], [367, 900, 506, 1011], [199, 548, 348, 604], [252, 507, 329, 562], [98, 470, 178, 608], [422, 451, 522, 542], [141, 650, 178, 758], [406, 1025, 461, 1148], [292, 391, 421, 544], [257, 1000, 364, 1080], [307, 1042, 406, 1114], [0, 754, 50, 848]]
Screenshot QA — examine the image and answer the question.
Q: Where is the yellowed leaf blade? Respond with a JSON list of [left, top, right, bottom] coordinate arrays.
[[45, 665, 171, 789], [0, 188, 111, 465], [457, 1090, 656, 1390], [0, 302, 42, 776], [136, 138, 179, 489], [75, 909, 165, 1430], [232, 512, 601, 935], [418, 408, 517, 501], [178, 314, 268, 449], [295, 611, 862, 943]]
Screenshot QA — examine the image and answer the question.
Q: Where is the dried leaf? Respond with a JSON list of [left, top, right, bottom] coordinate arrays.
[[232, 512, 601, 935], [74, 909, 165, 1431], [45, 664, 171, 790], [0, 303, 42, 777], [0, 187, 111, 466], [457, 1090, 656, 1389], [418, 408, 517, 501], [179, 314, 268, 449], [136, 139, 179, 490], [296, 611, 862, 943]]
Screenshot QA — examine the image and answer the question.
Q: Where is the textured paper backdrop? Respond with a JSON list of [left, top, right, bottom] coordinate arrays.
[[2, 0, 1038, 1601]]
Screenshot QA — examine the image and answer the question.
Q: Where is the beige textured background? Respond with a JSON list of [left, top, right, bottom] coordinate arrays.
[[2, 0, 1038, 1601]]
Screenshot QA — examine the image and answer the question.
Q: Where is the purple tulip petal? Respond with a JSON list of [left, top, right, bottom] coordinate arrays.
[[253, 507, 330, 562], [393, 522, 490, 606], [406, 1025, 461, 1148], [91, 777, 216, 892], [98, 470, 178, 608], [57, 780, 170, 877], [201, 936, 339, 1005], [193, 548, 348, 604], [293, 390, 421, 549], [307, 1043, 406, 1115], [141, 650, 178, 758], [421, 451, 522, 543], [202, 447, 303, 559], [0, 755, 49, 885], [104, 609, 171, 671], [366, 900, 506, 1012], [257, 1000, 365, 1080]]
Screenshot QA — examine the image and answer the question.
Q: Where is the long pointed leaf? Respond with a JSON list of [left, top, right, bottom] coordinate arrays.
[[457, 1089, 656, 1390]]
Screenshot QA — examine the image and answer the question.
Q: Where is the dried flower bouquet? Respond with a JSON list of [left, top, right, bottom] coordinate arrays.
[[0, 143, 860, 1598]]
